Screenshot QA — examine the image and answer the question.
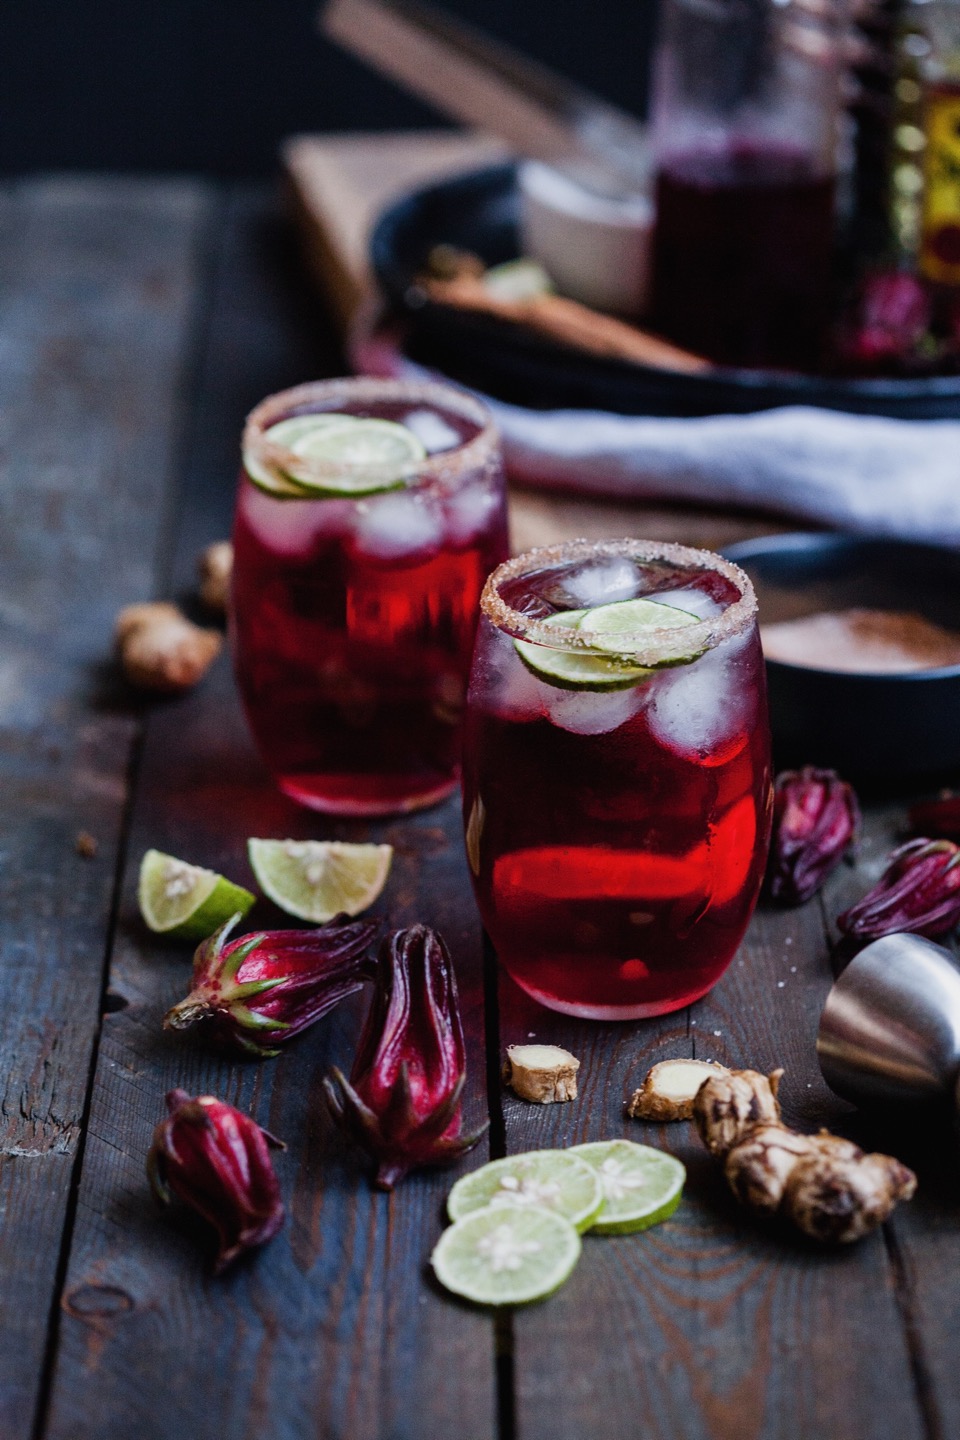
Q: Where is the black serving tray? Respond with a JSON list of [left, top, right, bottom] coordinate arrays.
[[371, 163, 960, 419]]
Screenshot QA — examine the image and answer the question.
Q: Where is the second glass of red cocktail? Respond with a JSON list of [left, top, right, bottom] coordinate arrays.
[[462, 539, 772, 1019], [231, 377, 508, 815]]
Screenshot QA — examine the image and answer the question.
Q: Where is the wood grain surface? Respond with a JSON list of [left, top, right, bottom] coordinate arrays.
[[0, 172, 953, 1440]]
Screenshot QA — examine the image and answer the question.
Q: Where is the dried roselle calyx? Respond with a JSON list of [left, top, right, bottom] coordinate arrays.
[[838, 837, 960, 941], [164, 912, 376, 1057], [324, 924, 486, 1189], [767, 766, 860, 906], [908, 794, 960, 840], [147, 1089, 284, 1272]]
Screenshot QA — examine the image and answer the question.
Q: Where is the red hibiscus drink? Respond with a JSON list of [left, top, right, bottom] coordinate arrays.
[[462, 540, 772, 1019], [232, 378, 508, 815]]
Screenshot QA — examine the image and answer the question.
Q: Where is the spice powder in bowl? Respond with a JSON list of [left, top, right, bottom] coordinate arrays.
[[761, 609, 960, 674]]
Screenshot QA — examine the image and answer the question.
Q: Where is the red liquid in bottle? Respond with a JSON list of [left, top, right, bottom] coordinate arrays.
[[462, 549, 772, 1019], [232, 391, 508, 815], [651, 147, 836, 370]]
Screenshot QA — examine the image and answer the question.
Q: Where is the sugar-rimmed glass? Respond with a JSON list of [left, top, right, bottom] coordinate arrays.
[[462, 538, 773, 1019], [231, 377, 508, 815]]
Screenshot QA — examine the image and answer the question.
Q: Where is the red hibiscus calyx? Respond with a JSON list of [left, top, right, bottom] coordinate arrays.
[[147, 1089, 285, 1272], [324, 924, 487, 1189], [767, 766, 860, 906], [164, 912, 377, 1057], [837, 837, 960, 940]]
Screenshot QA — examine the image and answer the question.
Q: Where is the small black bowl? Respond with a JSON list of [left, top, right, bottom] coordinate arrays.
[[721, 534, 960, 780]]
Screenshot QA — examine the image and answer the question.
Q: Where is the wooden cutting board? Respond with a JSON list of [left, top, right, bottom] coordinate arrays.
[[282, 129, 507, 330]]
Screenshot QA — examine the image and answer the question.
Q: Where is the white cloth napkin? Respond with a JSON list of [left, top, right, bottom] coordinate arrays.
[[353, 327, 960, 545]]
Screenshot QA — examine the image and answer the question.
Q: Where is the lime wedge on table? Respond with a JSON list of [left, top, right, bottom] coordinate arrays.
[[243, 415, 350, 497], [447, 1150, 604, 1233], [432, 1204, 581, 1306], [570, 1140, 685, 1235], [247, 838, 392, 923], [286, 417, 427, 498], [514, 601, 701, 692], [138, 849, 255, 940]]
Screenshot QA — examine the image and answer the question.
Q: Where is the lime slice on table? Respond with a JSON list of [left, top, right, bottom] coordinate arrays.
[[570, 1140, 685, 1236], [247, 838, 392, 923], [447, 1150, 604, 1234], [138, 849, 255, 940], [286, 417, 427, 498], [243, 414, 353, 497], [432, 1204, 581, 1306], [514, 600, 702, 691]]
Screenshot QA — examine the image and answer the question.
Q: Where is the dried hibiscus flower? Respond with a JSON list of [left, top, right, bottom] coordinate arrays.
[[164, 912, 376, 1057], [837, 837, 960, 941], [766, 766, 860, 906], [147, 1089, 284, 1271], [324, 924, 486, 1189]]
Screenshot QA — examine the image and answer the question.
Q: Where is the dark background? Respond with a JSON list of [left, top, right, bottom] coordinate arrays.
[[2, 0, 657, 175]]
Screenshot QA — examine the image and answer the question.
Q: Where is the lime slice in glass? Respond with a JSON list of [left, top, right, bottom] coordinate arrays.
[[580, 598, 702, 662], [243, 415, 353, 497], [514, 609, 652, 692], [247, 838, 392, 922], [138, 849, 255, 940], [570, 1140, 685, 1235], [432, 1204, 581, 1306], [286, 417, 427, 498], [447, 1150, 604, 1233]]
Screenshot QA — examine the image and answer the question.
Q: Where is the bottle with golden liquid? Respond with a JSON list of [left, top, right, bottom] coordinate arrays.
[[892, 0, 960, 284]]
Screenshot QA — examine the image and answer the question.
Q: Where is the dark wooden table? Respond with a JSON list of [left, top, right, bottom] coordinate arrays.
[[3, 174, 958, 1440]]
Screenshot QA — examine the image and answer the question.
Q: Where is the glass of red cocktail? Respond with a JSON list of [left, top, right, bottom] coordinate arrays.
[[462, 539, 772, 1019], [231, 377, 508, 815]]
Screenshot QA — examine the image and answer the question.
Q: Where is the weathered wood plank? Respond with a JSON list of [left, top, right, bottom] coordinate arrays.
[[0, 175, 212, 1438], [40, 187, 497, 1440], [492, 640, 927, 1440], [819, 796, 960, 1440]]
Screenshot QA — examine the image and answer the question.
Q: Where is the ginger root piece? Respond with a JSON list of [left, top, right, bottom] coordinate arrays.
[[782, 1142, 917, 1244], [628, 1058, 730, 1122], [504, 1044, 580, 1104], [723, 1123, 817, 1213], [692, 1067, 783, 1157], [198, 540, 233, 613], [116, 602, 222, 694], [694, 1069, 916, 1243]]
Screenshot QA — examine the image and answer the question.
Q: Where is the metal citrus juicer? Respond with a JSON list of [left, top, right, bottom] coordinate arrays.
[[818, 934, 960, 1109]]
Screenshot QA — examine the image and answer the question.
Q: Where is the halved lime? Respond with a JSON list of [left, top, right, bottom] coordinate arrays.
[[243, 415, 352, 497], [138, 849, 255, 940], [247, 838, 392, 922], [514, 609, 652, 692], [432, 1204, 581, 1306], [579, 598, 701, 662], [447, 1150, 603, 1233], [285, 418, 427, 498], [570, 1140, 685, 1235]]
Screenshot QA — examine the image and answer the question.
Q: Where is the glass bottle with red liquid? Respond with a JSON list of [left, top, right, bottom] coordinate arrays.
[[649, 0, 844, 370], [462, 540, 772, 1020], [231, 378, 508, 816]]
